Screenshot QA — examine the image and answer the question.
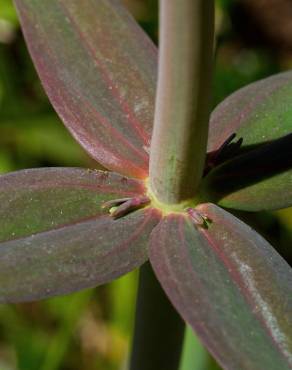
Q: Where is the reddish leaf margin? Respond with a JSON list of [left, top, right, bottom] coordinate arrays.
[[0, 168, 160, 302], [150, 204, 292, 370]]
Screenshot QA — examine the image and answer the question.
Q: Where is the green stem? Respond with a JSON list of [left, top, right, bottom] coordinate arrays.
[[129, 263, 185, 370], [149, 0, 214, 205]]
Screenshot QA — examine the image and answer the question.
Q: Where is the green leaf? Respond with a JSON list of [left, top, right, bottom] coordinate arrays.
[[208, 71, 292, 152], [0, 0, 19, 24], [0, 168, 160, 302], [13, 0, 157, 178], [204, 71, 292, 211], [201, 133, 292, 211], [150, 204, 292, 370]]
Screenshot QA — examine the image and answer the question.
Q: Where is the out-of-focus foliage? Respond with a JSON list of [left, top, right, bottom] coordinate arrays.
[[0, 0, 291, 369], [0, 0, 18, 23]]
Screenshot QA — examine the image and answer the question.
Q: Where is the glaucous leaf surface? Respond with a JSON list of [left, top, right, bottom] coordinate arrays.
[[150, 204, 292, 370], [13, 0, 157, 178], [0, 168, 160, 302], [201, 133, 292, 211], [208, 71, 292, 152]]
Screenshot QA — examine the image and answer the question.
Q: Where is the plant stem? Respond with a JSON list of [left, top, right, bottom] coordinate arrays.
[[149, 0, 214, 205], [129, 263, 185, 370]]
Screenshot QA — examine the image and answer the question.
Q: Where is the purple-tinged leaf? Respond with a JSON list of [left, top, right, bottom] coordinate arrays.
[[201, 133, 292, 211], [13, 0, 157, 178], [0, 168, 160, 302], [150, 204, 292, 370], [208, 71, 292, 152]]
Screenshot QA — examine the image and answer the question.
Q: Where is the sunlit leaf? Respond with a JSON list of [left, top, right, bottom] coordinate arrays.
[[150, 204, 292, 370], [13, 0, 157, 178], [0, 168, 160, 302], [208, 71, 292, 152], [201, 133, 292, 211], [0, 0, 18, 24], [204, 71, 292, 211]]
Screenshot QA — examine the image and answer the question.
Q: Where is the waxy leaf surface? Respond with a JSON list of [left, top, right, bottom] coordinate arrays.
[[14, 0, 157, 178], [0, 168, 160, 302], [150, 204, 292, 370], [205, 71, 292, 211]]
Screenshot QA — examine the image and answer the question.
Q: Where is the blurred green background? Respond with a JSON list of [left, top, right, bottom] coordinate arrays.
[[0, 0, 291, 369]]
